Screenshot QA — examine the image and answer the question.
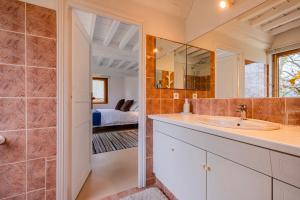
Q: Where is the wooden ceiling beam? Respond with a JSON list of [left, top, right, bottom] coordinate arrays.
[[270, 18, 300, 35], [250, 0, 300, 27], [103, 20, 120, 46], [119, 26, 138, 49], [262, 9, 300, 31], [238, 0, 286, 21]]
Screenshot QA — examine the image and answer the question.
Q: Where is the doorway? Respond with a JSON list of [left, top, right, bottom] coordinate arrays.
[[69, 8, 143, 200]]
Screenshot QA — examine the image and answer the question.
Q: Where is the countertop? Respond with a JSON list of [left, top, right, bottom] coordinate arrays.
[[149, 114, 300, 157]]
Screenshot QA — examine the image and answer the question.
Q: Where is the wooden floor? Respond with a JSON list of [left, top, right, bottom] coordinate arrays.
[[76, 148, 138, 200]]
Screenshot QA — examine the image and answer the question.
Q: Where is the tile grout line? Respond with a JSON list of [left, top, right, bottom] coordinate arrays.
[[24, 3, 28, 199]]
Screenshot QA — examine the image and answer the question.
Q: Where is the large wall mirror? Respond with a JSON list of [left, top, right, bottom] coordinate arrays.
[[155, 37, 214, 91], [188, 0, 300, 98]]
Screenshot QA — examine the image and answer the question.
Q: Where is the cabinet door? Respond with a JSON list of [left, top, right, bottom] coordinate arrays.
[[273, 180, 300, 200], [207, 153, 271, 200], [153, 131, 206, 200]]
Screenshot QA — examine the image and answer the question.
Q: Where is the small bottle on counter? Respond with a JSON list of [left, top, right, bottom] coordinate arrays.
[[183, 98, 190, 114]]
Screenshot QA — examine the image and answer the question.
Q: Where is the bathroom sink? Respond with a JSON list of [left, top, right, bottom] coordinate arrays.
[[195, 115, 280, 131]]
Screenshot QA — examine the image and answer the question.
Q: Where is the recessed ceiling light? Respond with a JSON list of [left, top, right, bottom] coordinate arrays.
[[219, 0, 228, 9]]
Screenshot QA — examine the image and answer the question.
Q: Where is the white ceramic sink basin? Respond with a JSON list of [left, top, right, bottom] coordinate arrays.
[[195, 115, 280, 131]]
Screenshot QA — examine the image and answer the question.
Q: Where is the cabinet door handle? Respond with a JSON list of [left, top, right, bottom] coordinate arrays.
[[207, 166, 211, 171], [202, 164, 211, 172]]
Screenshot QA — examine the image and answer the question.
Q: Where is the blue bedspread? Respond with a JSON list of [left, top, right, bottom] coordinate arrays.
[[92, 110, 101, 126]]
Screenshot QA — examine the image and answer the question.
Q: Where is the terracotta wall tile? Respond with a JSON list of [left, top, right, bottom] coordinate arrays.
[[252, 98, 285, 123], [174, 99, 184, 113], [5, 194, 26, 200], [26, 4, 56, 38], [27, 67, 56, 97], [0, 65, 25, 97], [210, 99, 229, 116], [27, 189, 45, 200], [0, 31, 25, 65], [146, 77, 160, 98], [0, 0, 25, 33], [27, 159, 46, 191], [146, 56, 155, 78], [146, 118, 153, 137], [27, 128, 56, 159], [146, 157, 154, 178], [27, 99, 56, 128], [286, 98, 300, 125], [27, 36, 56, 68], [0, 162, 26, 199], [0, 98, 25, 131], [146, 99, 160, 115], [0, 2, 57, 198], [0, 130, 25, 164], [161, 89, 174, 99], [46, 159, 56, 189], [146, 177, 156, 186], [146, 136, 153, 158], [161, 99, 174, 114], [46, 189, 56, 200], [195, 98, 211, 115], [228, 98, 253, 118]]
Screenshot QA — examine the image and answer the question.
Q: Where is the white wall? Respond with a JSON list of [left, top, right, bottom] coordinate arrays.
[[125, 77, 139, 101], [185, 0, 265, 41], [271, 27, 300, 50], [92, 75, 139, 109], [69, 0, 186, 42], [20, 0, 57, 9], [216, 54, 239, 98]]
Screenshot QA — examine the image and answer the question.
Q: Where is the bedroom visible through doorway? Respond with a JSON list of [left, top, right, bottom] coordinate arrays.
[[74, 9, 140, 200]]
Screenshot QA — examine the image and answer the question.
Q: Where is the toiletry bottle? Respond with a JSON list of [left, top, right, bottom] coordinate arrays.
[[183, 98, 190, 113]]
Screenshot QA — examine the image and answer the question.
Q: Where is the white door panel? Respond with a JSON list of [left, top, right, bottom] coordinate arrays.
[[71, 10, 91, 200]]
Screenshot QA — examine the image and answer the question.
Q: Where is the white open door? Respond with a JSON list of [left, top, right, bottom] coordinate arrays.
[[71, 10, 92, 200]]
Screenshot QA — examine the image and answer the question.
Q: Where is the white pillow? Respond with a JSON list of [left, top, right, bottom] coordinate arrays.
[[130, 101, 138, 111]]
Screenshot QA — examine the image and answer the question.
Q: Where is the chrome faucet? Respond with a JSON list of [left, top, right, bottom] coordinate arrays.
[[236, 104, 247, 120]]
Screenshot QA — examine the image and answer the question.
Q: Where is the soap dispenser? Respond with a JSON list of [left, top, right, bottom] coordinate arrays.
[[183, 98, 190, 114]]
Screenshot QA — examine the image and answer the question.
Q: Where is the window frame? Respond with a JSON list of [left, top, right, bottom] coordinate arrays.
[[92, 77, 108, 104], [272, 48, 300, 97]]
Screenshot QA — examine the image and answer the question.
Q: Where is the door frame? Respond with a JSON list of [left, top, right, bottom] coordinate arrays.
[[57, 1, 146, 199]]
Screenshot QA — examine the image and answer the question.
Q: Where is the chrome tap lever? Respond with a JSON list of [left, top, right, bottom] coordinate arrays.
[[236, 104, 247, 120]]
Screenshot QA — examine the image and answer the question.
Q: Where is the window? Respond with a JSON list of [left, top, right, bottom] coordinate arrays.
[[92, 77, 108, 104], [273, 49, 300, 97], [244, 60, 268, 98]]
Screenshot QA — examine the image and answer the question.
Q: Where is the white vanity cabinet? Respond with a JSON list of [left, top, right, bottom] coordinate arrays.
[[153, 120, 272, 200], [153, 131, 206, 200], [207, 152, 271, 200], [273, 180, 300, 200]]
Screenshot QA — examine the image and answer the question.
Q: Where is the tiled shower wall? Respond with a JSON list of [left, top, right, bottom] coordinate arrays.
[[0, 1, 56, 199]]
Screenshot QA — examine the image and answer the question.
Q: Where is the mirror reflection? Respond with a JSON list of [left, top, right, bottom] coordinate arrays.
[[186, 46, 213, 91], [189, 1, 300, 98], [155, 38, 186, 89]]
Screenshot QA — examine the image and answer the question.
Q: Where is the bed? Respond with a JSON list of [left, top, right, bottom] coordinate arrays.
[[92, 109, 139, 128]]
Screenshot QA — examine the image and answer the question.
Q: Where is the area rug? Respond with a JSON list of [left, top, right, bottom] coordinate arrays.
[[92, 129, 138, 154], [120, 188, 168, 200]]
